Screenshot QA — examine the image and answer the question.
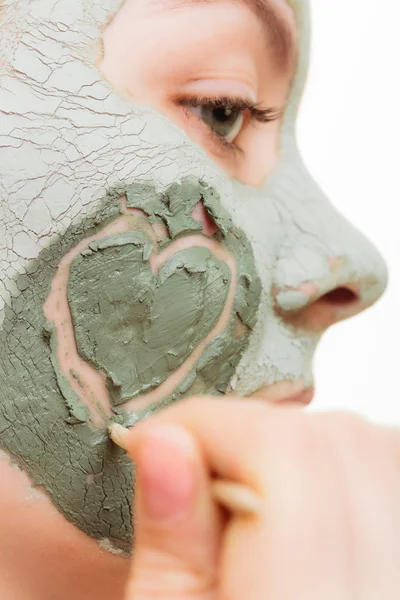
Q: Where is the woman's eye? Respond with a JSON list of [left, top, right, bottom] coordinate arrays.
[[187, 104, 244, 143]]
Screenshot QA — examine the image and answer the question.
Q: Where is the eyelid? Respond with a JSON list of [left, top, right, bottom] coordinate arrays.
[[181, 78, 258, 103]]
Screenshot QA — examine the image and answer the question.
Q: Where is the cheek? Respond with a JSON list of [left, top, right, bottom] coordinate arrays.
[[0, 179, 262, 553]]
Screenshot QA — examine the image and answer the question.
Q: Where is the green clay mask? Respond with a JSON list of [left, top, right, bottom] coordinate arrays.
[[0, 178, 260, 553]]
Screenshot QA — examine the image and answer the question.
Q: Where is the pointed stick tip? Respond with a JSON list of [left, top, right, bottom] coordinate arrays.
[[109, 423, 130, 450]]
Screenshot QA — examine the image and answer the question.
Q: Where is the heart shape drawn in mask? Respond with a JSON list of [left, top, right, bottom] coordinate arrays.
[[42, 179, 261, 428]]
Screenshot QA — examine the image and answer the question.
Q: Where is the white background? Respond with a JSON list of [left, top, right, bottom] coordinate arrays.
[[300, 1, 400, 424]]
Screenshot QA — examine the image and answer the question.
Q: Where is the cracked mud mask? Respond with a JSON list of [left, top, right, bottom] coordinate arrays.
[[0, 0, 388, 558]]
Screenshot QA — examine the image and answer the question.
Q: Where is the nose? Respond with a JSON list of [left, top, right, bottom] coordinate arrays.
[[274, 264, 370, 332], [271, 159, 388, 333]]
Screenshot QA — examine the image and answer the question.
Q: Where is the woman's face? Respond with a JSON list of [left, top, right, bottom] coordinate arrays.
[[0, 0, 388, 597], [100, 0, 296, 187]]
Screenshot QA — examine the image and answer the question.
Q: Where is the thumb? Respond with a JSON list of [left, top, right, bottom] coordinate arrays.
[[120, 424, 223, 600]]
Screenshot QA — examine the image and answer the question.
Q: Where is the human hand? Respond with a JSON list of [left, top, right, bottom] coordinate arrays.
[[113, 396, 400, 600]]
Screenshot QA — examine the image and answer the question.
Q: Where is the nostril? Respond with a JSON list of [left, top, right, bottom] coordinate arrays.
[[274, 283, 363, 332], [320, 287, 359, 307]]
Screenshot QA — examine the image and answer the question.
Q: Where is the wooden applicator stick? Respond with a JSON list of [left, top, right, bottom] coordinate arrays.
[[109, 424, 263, 517]]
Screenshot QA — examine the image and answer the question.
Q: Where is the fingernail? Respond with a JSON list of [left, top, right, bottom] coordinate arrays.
[[109, 423, 130, 450], [136, 425, 197, 523]]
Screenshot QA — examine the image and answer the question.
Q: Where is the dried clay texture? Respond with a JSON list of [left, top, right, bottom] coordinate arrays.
[[0, 177, 261, 553]]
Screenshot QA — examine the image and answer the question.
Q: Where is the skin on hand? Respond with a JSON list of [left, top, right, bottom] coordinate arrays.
[[121, 397, 400, 600]]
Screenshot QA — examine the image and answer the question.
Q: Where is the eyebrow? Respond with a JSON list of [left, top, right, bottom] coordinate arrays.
[[158, 0, 296, 72]]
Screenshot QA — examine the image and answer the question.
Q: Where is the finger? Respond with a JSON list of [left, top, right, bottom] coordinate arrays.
[[123, 396, 299, 491], [112, 422, 265, 517], [122, 424, 223, 600], [121, 398, 351, 599]]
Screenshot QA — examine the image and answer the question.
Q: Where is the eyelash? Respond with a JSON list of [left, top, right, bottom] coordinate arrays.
[[176, 95, 282, 156]]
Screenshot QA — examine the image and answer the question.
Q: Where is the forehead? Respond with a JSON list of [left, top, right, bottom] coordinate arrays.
[[0, 0, 307, 82], [150, 0, 297, 71]]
